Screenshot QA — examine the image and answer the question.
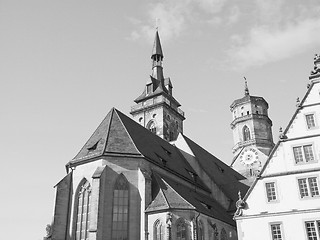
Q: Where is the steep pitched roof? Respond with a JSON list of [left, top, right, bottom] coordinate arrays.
[[71, 108, 207, 189], [179, 134, 249, 211], [146, 173, 194, 212], [147, 172, 235, 226], [72, 108, 141, 162], [115, 109, 207, 189]]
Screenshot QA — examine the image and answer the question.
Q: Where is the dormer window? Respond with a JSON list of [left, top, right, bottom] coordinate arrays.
[[187, 170, 198, 181], [146, 84, 152, 95], [162, 147, 171, 156]]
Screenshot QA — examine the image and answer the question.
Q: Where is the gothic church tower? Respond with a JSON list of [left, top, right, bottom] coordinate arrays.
[[230, 80, 274, 182], [130, 31, 185, 141]]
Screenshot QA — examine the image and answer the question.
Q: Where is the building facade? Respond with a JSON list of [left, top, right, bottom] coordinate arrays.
[[230, 81, 274, 184], [234, 55, 320, 240], [49, 31, 248, 240]]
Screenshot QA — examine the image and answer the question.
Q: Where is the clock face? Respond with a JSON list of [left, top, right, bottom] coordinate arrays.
[[240, 148, 259, 165]]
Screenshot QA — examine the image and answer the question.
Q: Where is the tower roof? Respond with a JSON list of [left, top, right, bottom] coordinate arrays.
[[151, 31, 163, 57], [230, 78, 269, 109], [230, 95, 268, 110]]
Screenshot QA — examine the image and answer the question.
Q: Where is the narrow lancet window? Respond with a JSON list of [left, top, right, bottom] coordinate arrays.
[[75, 180, 92, 240], [112, 174, 129, 240], [243, 126, 251, 141], [154, 219, 164, 240]]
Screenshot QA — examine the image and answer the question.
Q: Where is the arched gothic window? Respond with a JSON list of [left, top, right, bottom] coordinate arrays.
[[208, 223, 218, 240], [220, 228, 227, 240], [154, 219, 165, 240], [75, 179, 92, 240], [112, 174, 129, 240], [176, 219, 187, 240], [147, 121, 157, 134], [198, 221, 204, 240], [243, 126, 251, 141]]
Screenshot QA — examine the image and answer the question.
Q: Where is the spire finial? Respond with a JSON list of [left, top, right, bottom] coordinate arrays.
[[244, 77, 249, 96], [155, 18, 159, 31]]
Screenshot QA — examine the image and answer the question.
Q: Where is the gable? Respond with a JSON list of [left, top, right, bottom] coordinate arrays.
[[231, 146, 268, 180], [71, 108, 141, 163], [243, 79, 320, 202]]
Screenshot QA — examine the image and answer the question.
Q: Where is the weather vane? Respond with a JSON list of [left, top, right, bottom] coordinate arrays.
[[155, 18, 160, 31]]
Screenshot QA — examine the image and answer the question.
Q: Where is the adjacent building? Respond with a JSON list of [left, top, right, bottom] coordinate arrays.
[[234, 55, 320, 240]]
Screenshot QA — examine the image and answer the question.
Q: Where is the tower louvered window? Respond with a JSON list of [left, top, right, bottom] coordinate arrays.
[[147, 121, 157, 134], [243, 126, 251, 141], [112, 174, 129, 240], [75, 180, 91, 240]]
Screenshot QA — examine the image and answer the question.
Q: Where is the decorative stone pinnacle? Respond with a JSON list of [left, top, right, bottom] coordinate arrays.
[[244, 77, 250, 96], [296, 97, 301, 108], [279, 126, 287, 140], [234, 190, 246, 217], [238, 190, 242, 200], [310, 53, 320, 79]]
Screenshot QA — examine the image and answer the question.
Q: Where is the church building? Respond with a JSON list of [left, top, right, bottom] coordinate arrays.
[[234, 55, 320, 240], [50, 31, 249, 240]]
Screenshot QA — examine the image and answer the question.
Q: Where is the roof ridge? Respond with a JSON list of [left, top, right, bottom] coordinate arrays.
[[113, 109, 142, 155], [71, 108, 114, 161], [102, 108, 115, 153]]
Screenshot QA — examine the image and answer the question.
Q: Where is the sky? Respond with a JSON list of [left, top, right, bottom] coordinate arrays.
[[1, 0, 320, 239]]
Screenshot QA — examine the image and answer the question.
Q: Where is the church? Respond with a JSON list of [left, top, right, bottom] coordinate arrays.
[[49, 31, 253, 240]]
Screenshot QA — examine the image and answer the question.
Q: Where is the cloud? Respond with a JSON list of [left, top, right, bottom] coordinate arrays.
[[128, 0, 227, 42], [196, 0, 226, 14], [254, 0, 285, 25], [227, 6, 240, 25], [227, 17, 320, 70]]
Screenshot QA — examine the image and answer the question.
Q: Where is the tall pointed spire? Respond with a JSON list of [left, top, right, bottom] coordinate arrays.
[[151, 31, 164, 80], [152, 31, 163, 57], [244, 77, 250, 96]]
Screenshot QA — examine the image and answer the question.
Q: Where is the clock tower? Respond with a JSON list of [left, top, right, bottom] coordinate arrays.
[[130, 31, 185, 141], [230, 80, 274, 183]]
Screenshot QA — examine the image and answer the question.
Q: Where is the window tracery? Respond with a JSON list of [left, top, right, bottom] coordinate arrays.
[[112, 174, 129, 240], [75, 180, 91, 240]]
